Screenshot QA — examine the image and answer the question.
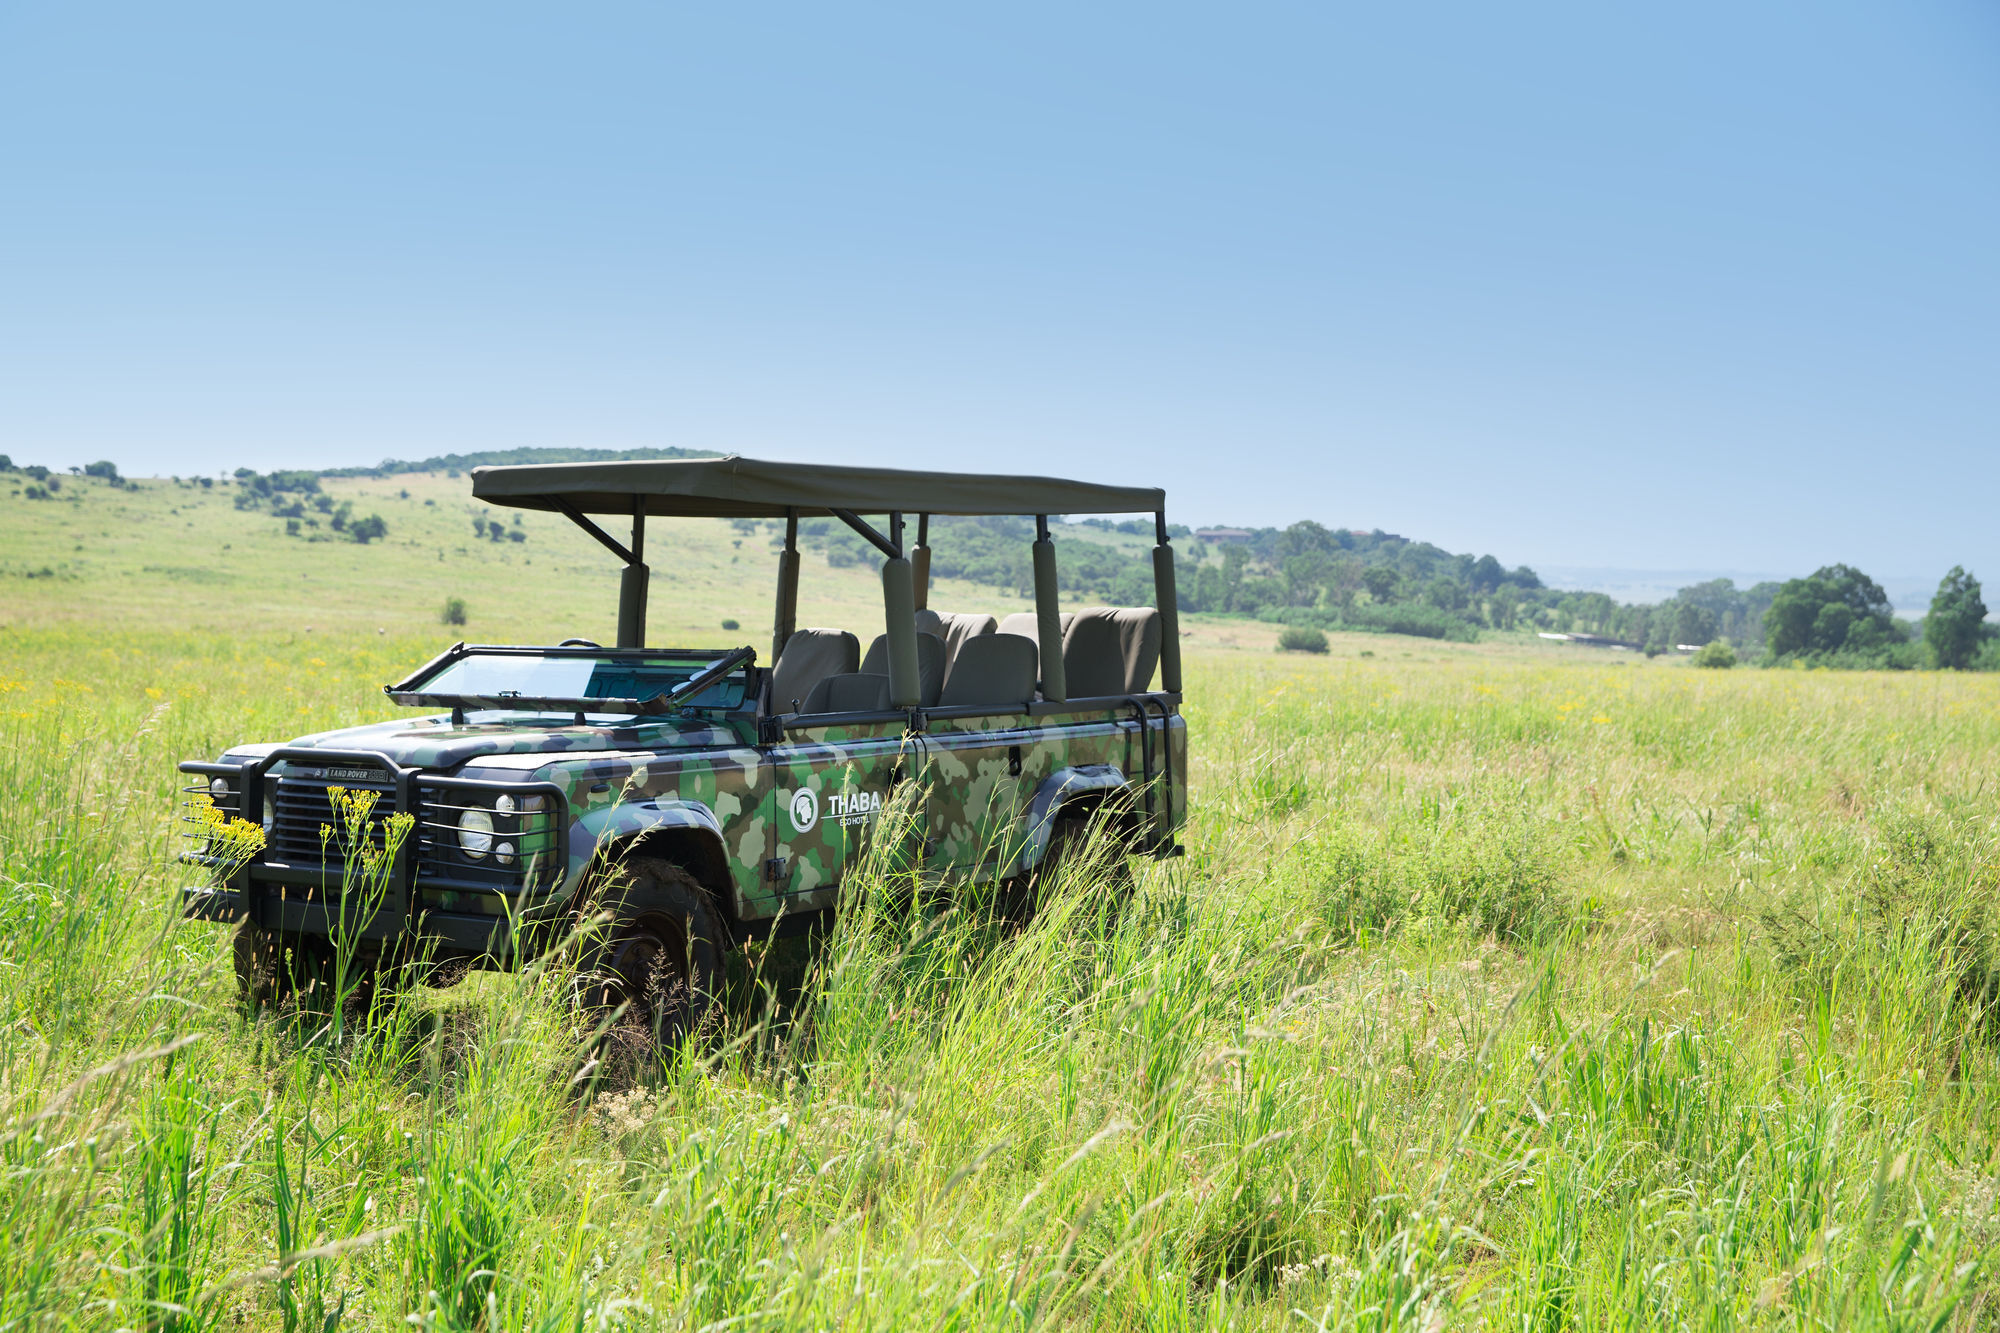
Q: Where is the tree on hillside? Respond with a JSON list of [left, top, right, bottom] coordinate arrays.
[[1668, 600, 1719, 648], [1672, 578, 1778, 647], [1276, 520, 1338, 559], [1765, 564, 1902, 659], [1925, 567, 1987, 669]]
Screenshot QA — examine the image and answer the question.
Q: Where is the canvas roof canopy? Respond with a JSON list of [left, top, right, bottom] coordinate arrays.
[[470, 455, 1165, 520]]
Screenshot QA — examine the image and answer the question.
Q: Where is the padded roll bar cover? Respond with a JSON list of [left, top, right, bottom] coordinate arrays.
[[772, 548, 801, 663], [1153, 544, 1182, 692], [617, 562, 650, 649], [881, 556, 921, 708], [1031, 538, 1066, 702]]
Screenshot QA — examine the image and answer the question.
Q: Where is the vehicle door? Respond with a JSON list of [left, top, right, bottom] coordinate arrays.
[[764, 716, 917, 912], [920, 710, 1036, 884]]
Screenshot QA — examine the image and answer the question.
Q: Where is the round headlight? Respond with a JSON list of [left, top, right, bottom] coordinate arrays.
[[261, 804, 275, 833], [210, 777, 229, 799], [458, 808, 495, 859], [495, 841, 516, 866], [494, 793, 516, 817]]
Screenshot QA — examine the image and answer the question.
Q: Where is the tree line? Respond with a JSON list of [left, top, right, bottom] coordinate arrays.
[[789, 513, 1994, 670], [227, 469, 388, 543]]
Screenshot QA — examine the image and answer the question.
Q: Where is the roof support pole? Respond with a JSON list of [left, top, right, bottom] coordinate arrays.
[[912, 512, 931, 612], [830, 508, 901, 560], [1033, 514, 1066, 702], [881, 511, 920, 708], [773, 509, 800, 664], [617, 499, 648, 648], [1153, 509, 1181, 693]]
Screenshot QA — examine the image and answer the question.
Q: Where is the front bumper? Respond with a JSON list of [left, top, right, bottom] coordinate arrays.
[[178, 744, 570, 957], [180, 882, 524, 954]]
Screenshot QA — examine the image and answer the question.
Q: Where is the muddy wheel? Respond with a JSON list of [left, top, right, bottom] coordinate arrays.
[[582, 859, 722, 1054]]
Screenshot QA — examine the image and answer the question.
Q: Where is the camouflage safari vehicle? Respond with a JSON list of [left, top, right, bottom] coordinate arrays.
[[180, 456, 1187, 1036]]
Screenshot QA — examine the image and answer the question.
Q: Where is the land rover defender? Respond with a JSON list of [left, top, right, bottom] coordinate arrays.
[[179, 456, 1187, 1037]]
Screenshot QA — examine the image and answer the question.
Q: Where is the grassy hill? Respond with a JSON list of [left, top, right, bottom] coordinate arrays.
[[0, 467, 1055, 645], [11, 466, 1596, 661]]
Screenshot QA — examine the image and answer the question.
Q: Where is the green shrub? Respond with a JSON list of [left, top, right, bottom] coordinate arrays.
[[441, 596, 468, 627], [1691, 640, 1737, 669], [1277, 626, 1329, 654], [721, 619, 740, 631], [1332, 601, 1479, 640]]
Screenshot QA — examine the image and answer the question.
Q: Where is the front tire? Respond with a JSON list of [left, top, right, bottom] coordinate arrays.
[[582, 859, 722, 1054]]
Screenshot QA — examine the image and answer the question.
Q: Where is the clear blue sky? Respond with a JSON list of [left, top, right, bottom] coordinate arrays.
[[3, 3, 1996, 585]]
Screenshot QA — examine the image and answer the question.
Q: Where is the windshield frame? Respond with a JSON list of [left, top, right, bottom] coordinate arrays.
[[383, 643, 757, 716]]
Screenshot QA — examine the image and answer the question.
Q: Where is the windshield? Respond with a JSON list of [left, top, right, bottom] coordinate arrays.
[[400, 650, 750, 711]]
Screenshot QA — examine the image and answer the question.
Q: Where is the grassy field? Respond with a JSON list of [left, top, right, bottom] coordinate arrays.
[[3, 474, 1998, 1329]]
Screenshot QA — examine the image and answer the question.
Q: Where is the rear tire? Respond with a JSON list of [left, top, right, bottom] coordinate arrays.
[[1002, 816, 1134, 925], [581, 859, 723, 1055]]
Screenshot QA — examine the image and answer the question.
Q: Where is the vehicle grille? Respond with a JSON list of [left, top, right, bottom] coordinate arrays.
[[268, 762, 399, 871]]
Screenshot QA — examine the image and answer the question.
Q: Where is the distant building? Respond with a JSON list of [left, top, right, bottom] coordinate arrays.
[[1194, 528, 1255, 544]]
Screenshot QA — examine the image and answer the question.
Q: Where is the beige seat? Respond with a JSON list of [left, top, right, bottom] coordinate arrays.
[[801, 672, 891, 713], [770, 628, 859, 712], [938, 633, 1038, 709], [916, 609, 998, 667], [995, 610, 1073, 645], [1061, 607, 1162, 697], [861, 631, 948, 707]]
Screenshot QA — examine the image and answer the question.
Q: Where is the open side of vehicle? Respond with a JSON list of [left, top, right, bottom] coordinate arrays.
[[179, 456, 1188, 1034]]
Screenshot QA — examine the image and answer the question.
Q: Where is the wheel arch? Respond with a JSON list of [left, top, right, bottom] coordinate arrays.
[[1014, 764, 1136, 874], [575, 799, 744, 944]]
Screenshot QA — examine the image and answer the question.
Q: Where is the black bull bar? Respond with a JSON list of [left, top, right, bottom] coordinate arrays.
[[177, 747, 569, 953]]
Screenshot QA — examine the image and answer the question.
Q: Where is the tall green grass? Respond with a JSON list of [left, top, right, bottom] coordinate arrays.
[[0, 633, 1996, 1327]]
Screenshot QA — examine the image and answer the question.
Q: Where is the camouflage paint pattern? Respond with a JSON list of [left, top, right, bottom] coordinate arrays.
[[762, 720, 917, 913], [208, 687, 1185, 932]]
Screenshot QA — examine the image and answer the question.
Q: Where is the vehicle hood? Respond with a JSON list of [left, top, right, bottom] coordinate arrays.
[[242, 713, 745, 772]]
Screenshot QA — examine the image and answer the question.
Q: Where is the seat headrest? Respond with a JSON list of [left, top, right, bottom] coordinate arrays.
[[861, 631, 948, 707], [938, 633, 1039, 709], [1061, 607, 1162, 696], [995, 610, 1073, 646], [771, 628, 859, 711], [917, 609, 999, 664]]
